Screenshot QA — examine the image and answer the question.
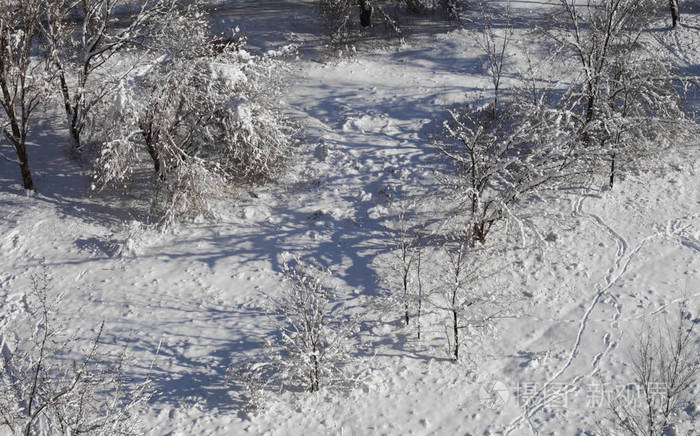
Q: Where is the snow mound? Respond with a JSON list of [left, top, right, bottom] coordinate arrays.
[[342, 114, 400, 135]]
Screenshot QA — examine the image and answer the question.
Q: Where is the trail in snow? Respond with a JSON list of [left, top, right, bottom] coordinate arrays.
[[503, 195, 661, 435]]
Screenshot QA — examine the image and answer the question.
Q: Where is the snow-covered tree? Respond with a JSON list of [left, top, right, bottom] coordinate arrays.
[[270, 259, 354, 393], [381, 196, 423, 330], [230, 258, 356, 406], [552, 0, 694, 188], [605, 302, 698, 435], [39, 0, 175, 151], [0, 269, 151, 435], [474, 1, 514, 117], [438, 101, 577, 245], [92, 8, 295, 225], [0, 0, 46, 190], [430, 235, 516, 361]]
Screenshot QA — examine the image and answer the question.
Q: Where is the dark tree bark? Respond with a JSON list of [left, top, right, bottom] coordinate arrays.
[[359, 0, 373, 27], [609, 153, 616, 189], [452, 307, 459, 360], [3, 127, 35, 190], [0, 2, 41, 191], [310, 347, 320, 392], [10, 135, 35, 191], [670, 0, 680, 28]]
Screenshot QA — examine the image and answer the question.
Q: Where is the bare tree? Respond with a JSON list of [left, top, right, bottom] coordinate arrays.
[[606, 302, 698, 435], [414, 239, 425, 340], [474, 1, 514, 117], [244, 258, 356, 394], [438, 101, 577, 245], [552, 0, 653, 127], [383, 197, 423, 328], [551, 0, 692, 188], [39, 0, 173, 151], [0, 269, 152, 435], [0, 0, 46, 190], [430, 236, 515, 361]]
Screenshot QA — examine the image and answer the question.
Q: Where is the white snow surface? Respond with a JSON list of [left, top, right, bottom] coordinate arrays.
[[1, 2, 699, 435]]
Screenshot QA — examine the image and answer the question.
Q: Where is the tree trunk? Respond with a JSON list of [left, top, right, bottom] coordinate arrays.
[[18, 155, 34, 190], [310, 350, 320, 392], [473, 223, 486, 245], [609, 153, 616, 189], [359, 0, 372, 27], [670, 0, 679, 28], [5, 128, 34, 190], [68, 123, 81, 152], [57, 71, 83, 152], [452, 308, 459, 360], [142, 121, 162, 176], [403, 271, 410, 326]]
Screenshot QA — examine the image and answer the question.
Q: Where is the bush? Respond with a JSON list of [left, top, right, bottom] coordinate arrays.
[[605, 303, 699, 436], [229, 258, 356, 412], [0, 269, 151, 435], [92, 7, 296, 226]]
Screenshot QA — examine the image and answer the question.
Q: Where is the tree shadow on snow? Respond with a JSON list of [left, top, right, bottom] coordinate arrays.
[[0, 113, 146, 229]]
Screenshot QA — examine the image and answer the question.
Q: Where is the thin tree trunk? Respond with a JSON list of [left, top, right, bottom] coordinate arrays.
[[311, 347, 320, 392], [609, 153, 616, 189], [452, 308, 459, 360], [403, 271, 410, 326], [142, 121, 162, 175], [670, 0, 679, 28], [416, 247, 422, 340], [56, 70, 83, 152]]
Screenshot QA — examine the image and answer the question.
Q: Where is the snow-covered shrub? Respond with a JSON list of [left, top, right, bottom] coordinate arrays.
[[396, 0, 465, 17], [227, 359, 274, 415], [269, 259, 355, 393], [428, 235, 519, 362], [604, 303, 698, 435], [92, 8, 296, 225], [551, 0, 695, 188], [230, 259, 356, 411], [438, 101, 577, 245], [317, 0, 354, 42], [0, 269, 151, 435]]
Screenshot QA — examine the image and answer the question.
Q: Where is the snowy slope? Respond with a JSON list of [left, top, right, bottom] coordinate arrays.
[[1, 2, 699, 435]]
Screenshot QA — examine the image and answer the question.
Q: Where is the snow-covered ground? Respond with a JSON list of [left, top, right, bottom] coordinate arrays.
[[1, 1, 698, 435]]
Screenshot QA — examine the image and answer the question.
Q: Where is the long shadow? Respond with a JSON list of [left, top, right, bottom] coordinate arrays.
[[97, 295, 271, 412], [0, 114, 144, 229]]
